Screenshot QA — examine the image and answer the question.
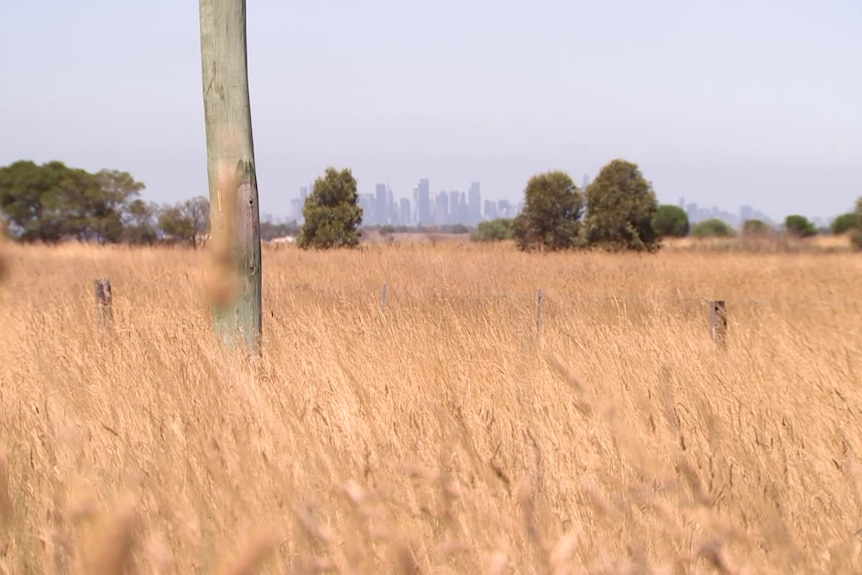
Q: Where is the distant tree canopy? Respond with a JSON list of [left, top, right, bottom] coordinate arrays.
[[0, 159, 211, 247], [260, 221, 300, 241], [652, 204, 690, 238], [157, 196, 210, 248], [742, 219, 772, 236], [585, 159, 660, 252], [830, 212, 859, 235], [470, 218, 513, 242], [511, 171, 583, 252], [784, 215, 817, 238], [691, 218, 735, 238], [297, 167, 363, 249], [0, 160, 144, 244]]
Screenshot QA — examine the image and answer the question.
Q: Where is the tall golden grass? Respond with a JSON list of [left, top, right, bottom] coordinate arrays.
[[0, 216, 9, 283], [1, 241, 861, 573]]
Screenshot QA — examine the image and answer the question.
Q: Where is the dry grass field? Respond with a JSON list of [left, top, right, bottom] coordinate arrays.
[[1, 241, 861, 574]]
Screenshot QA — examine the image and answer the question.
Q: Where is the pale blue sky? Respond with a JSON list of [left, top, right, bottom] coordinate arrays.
[[1, 1, 860, 222]]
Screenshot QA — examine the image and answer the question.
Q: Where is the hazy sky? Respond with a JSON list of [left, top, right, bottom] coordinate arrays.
[[1, 1, 860, 221]]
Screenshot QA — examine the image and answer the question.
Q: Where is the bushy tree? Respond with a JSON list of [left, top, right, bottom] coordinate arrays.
[[784, 214, 817, 238], [470, 218, 513, 242], [742, 219, 772, 236], [157, 196, 210, 248], [691, 218, 735, 238], [122, 199, 159, 245], [585, 159, 660, 251], [830, 212, 859, 235], [0, 160, 144, 244], [511, 171, 583, 252], [298, 167, 363, 249], [652, 205, 689, 238]]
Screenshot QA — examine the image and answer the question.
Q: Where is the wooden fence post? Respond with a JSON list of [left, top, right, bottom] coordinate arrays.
[[708, 300, 727, 347], [380, 283, 388, 312], [94, 279, 113, 328], [536, 288, 543, 339]]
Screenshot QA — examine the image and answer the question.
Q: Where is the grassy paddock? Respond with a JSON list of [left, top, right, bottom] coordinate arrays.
[[1, 242, 861, 574]]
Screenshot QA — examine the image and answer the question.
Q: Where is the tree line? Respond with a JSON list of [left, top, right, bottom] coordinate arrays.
[[3, 158, 861, 252], [0, 160, 210, 247]]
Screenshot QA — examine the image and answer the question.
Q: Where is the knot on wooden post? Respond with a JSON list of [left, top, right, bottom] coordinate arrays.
[[708, 300, 727, 347], [94, 279, 113, 328]]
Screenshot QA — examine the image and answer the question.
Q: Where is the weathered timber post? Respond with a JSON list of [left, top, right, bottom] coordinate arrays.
[[198, 0, 262, 354], [708, 300, 727, 347], [94, 279, 113, 328], [536, 289, 543, 339], [380, 283, 388, 312]]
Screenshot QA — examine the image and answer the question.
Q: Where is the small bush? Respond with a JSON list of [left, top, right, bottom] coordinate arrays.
[[691, 218, 735, 238], [784, 215, 817, 238], [742, 219, 772, 236], [830, 212, 859, 235], [470, 218, 513, 242], [652, 205, 690, 238]]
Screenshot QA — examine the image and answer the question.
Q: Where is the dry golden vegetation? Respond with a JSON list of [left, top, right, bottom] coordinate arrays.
[[1, 241, 861, 574]]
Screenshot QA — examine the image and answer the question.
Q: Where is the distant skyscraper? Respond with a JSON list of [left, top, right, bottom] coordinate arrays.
[[435, 191, 449, 226], [449, 190, 462, 224], [484, 199, 498, 220], [468, 181, 481, 224], [399, 198, 411, 225], [414, 178, 432, 226], [375, 184, 388, 225], [290, 199, 302, 223]]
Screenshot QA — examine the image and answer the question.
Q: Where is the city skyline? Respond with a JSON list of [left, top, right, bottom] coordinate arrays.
[[273, 175, 827, 230]]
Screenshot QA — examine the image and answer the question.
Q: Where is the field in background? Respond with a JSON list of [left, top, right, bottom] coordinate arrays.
[[1, 242, 861, 574]]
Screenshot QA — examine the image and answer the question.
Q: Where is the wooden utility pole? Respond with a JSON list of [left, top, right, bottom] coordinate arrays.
[[198, 0, 262, 354]]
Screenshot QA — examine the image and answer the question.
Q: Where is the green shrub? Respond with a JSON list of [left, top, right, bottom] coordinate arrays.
[[652, 205, 690, 238], [691, 218, 735, 238], [742, 219, 772, 236], [830, 212, 859, 235], [784, 215, 817, 238], [470, 218, 513, 242]]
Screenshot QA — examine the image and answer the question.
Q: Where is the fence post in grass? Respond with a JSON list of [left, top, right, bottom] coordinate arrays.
[[708, 300, 727, 347], [536, 288, 543, 339], [380, 282, 388, 312], [94, 278, 113, 328]]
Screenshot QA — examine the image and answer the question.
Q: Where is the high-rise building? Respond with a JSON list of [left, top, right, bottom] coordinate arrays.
[[484, 199, 498, 220], [414, 178, 432, 226], [468, 181, 481, 225], [290, 199, 302, 223], [399, 198, 411, 225], [435, 191, 449, 226], [375, 184, 388, 225], [449, 190, 462, 224]]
